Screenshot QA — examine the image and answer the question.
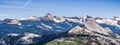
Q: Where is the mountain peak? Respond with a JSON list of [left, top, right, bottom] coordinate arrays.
[[84, 15, 93, 19], [82, 15, 93, 22], [44, 13, 54, 18]]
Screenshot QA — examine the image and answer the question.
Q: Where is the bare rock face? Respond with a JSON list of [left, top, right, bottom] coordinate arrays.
[[85, 20, 110, 35], [117, 20, 120, 25], [68, 21, 112, 36]]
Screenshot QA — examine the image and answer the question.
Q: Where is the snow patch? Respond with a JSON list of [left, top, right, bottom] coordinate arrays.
[[21, 33, 41, 44], [41, 23, 52, 29], [95, 19, 104, 23], [16, 16, 40, 21], [53, 17, 66, 23], [8, 19, 22, 26], [7, 33, 19, 36]]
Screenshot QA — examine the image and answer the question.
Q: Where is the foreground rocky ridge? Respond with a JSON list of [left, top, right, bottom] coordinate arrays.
[[47, 19, 120, 45]]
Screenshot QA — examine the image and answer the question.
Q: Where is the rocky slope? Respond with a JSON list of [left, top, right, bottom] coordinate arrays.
[[47, 20, 120, 45]]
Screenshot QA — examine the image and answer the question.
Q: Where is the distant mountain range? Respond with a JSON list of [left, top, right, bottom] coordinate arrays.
[[0, 13, 120, 45]]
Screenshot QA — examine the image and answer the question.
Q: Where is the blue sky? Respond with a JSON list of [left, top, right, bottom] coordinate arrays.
[[0, 0, 120, 19]]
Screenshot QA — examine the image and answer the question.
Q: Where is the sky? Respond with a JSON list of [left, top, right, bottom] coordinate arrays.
[[0, 0, 120, 19]]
